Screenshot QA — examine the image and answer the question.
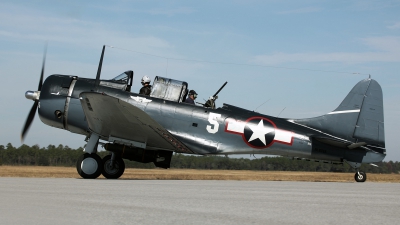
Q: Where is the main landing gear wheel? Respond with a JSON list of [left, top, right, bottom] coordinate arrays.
[[76, 153, 103, 179], [102, 155, 125, 179], [354, 171, 367, 182]]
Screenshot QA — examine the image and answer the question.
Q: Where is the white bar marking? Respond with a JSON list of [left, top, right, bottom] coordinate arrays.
[[327, 109, 360, 115], [275, 129, 293, 144], [226, 119, 245, 133]]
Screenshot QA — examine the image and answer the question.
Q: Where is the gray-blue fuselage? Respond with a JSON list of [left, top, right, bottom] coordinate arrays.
[[37, 74, 385, 165]]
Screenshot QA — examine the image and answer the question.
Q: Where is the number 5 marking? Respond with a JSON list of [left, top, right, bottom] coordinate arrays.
[[207, 113, 221, 134]]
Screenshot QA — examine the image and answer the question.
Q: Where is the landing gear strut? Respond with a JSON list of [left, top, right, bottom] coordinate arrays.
[[76, 133, 103, 179], [354, 171, 367, 182]]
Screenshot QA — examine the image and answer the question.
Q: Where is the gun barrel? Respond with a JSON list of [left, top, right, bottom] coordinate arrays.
[[213, 81, 228, 97]]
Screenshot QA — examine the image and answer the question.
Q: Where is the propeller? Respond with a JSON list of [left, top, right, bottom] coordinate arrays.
[[21, 45, 47, 142]]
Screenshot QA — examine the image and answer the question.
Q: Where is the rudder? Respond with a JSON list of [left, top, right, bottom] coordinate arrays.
[[352, 79, 384, 146]]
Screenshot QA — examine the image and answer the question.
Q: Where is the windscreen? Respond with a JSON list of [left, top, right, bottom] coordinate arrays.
[[111, 72, 129, 84]]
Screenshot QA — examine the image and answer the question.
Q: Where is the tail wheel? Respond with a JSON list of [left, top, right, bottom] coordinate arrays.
[[102, 155, 125, 179], [76, 153, 103, 179], [354, 171, 367, 182]]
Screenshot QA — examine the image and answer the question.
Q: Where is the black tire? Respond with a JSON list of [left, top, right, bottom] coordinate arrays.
[[354, 171, 367, 182], [76, 153, 103, 179], [102, 155, 125, 179]]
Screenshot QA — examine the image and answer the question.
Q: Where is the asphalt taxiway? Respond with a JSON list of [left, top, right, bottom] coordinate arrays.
[[1, 178, 399, 224]]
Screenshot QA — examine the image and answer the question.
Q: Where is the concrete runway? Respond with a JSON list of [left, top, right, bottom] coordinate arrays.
[[1, 178, 399, 225]]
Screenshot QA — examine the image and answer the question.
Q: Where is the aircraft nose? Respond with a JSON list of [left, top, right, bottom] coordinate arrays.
[[25, 90, 40, 101]]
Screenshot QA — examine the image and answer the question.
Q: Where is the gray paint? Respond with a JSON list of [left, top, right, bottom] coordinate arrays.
[[35, 74, 387, 177]]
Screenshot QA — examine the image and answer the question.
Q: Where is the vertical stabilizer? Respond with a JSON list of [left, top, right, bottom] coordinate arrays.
[[352, 79, 384, 146], [293, 78, 385, 147]]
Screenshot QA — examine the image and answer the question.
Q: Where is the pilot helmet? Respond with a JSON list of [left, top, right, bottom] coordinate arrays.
[[189, 90, 198, 99], [141, 76, 151, 84]]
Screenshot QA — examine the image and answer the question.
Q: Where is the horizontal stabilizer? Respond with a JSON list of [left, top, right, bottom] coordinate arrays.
[[347, 142, 366, 149]]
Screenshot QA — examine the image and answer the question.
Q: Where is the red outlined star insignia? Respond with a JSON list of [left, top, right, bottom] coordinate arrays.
[[225, 116, 293, 149]]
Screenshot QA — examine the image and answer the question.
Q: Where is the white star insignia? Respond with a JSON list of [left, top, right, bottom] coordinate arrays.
[[248, 120, 274, 145]]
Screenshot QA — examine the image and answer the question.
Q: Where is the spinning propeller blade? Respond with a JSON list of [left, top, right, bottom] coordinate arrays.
[[21, 101, 39, 142], [21, 45, 47, 142]]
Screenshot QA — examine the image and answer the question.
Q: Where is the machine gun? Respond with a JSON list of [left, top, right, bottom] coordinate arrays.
[[198, 81, 227, 109]]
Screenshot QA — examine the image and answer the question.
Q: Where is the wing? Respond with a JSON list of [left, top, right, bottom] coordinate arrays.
[[79, 92, 194, 154]]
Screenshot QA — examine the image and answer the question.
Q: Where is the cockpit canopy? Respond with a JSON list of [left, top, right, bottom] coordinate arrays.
[[100, 71, 189, 103], [100, 70, 133, 91], [150, 76, 188, 102]]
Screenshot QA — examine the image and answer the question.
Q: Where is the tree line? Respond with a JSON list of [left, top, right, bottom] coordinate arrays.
[[1, 143, 399, 173]]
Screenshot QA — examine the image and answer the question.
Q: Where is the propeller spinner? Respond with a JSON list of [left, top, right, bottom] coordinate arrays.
[[21, 46, 46, 142]]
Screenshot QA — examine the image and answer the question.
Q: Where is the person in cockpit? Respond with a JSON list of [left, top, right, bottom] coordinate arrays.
[[139, 76, 152, 95], [184, 90, 197, 104]]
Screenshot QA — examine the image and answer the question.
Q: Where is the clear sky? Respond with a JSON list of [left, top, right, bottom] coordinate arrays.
[[1, 0, 399, 161]]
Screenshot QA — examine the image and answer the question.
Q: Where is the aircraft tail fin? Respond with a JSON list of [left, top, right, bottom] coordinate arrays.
[[293, 78, 385, 148]]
